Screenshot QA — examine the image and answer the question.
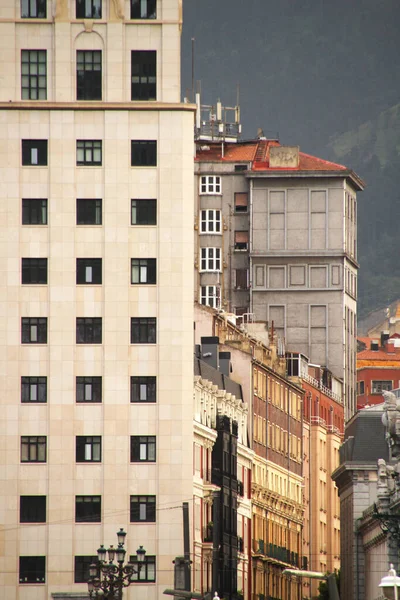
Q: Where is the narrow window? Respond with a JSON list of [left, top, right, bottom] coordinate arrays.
[[22, 140, 48, 166], [130, 376, 156, 402], [131, 259, 156, 284], [131, 199, 156, 225], [234, 192, 248, 213], [21, 377, 47, 403], [76, 140, 102, 166], [21, 50, 47, 100], [130, 318, 156, 344], [21, 258, 48, 284], [200, 286, 220, 309], [234, 230, 249, 251], [22, 199, 47, 225], [131, 51, 156, 100], [76, 259, 102, 284], [131, 140, 157, 166], [77, 50, 102, 100]]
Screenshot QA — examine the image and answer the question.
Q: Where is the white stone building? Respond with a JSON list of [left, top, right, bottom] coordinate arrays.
[[0, 1, 194, 598]]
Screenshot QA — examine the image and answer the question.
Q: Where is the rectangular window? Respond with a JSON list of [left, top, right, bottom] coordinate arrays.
[[75, 495, 101, 522], [21, 0, 47, 18], [76, 0, 101, 18], [20, 496, 46, 523], [76, 199, 102, 225], [131, 0, 156, 19], [234, 230, 249, 251], [77, 50, 102, 100], [21, 436, 47, 462], [200, 175, 221, 194], [76, 377, 102, 403], [129, 555, 156, 582], [22, 199, 47, 225], [131, 259, 156, 284], [131, 51, 156, 100], [76, 318, 102, 344], [130, 376, 156, 403], [21, 258, 48, 284], [21, 50, 47, 100], [235, 269, 249, 290], [131, 140, 157, 166], [200, 247, 221, 272], [130, 318, 156, 344], [200, 286, 220, 309], [130, 495, 156, 522], [200, 209, 221, 234], [357, 381, 365, 396], [131, 199, 157, 225], [21, 318, 47, 344], [76, 258, 102, 284], [371, 380, 392, 394], [21, 377, 47, 403], [131, 436, 156, 462], [19, 556, 46, 584], [22, 140, 47, 166], [234, 192, 248, 213], [76, 140, 102, 166], [74, 556, 98, 583], [76, 436, 101, 462]]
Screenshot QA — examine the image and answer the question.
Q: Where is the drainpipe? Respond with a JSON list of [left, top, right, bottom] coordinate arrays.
[[249, 178, 253, 313]]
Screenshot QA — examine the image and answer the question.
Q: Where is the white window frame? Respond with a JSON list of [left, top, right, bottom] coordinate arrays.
[[200, 286, 220, 309], [199, 175, 221, 195], [200, 248, 221, 272], [200, 209, 221, 234]]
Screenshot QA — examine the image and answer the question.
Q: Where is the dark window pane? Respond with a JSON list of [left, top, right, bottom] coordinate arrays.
[[21, 436, 47, 463], [75, 496, 101, 522], [21, 377, 47, 403], [76, 377, 102, 403], [76, 318, 102, 344], [21, 50, 47, 99], [21, 318, 47, 344], [131, 0, 156, 18], [20, 496, 46, 523], [77, 50, 102, 100], [131, 51, 156, 100], [130, 495, 156, 522], [130, 376, 156, 402], [131, 259, 156, 284], [76, 436, 102, 462], [76, 140, 102, 165], [76, 199, 102, 225], [22, 140, 48, 166], [74, 556, 99, 583], [22, 258, 48, 284], [130, 318, 156, 344], [19, 556, 46, 584], [21, 0, 47, 18], [131, 199, 156, 225], [131, 140, 157, 166], [130, 436, 156, 462], [22, 199, 47, 225], [76, 0, 101, 18], [76, 259, 102, 284], [129, 555, 156, 582]]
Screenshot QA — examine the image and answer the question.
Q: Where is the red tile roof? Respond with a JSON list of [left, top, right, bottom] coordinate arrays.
[[357, 348, 400, 361]]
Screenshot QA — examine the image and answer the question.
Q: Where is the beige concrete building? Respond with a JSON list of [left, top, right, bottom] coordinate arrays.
[[0, 1, 194, 599]]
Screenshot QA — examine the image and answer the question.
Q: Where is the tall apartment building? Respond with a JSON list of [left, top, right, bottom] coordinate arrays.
[[0, 1, 194, 598], [194, 125, 364, 419]]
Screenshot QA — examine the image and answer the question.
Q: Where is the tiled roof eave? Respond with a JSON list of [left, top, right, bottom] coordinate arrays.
[[247, 168, 364, 187]]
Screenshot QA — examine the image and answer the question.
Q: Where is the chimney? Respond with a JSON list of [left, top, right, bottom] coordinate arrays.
[[370, 340, 379, 351], [219, 352, 231, 377], [269, 145, 299, 168], [200, 336, 219, 370], [381, 330, 390, 348]]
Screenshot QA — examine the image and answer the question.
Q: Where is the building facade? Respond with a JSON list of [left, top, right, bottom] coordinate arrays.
[[0, 1, 194, 598], [357, 334, 400, 409], [194, 136, 364, 419]]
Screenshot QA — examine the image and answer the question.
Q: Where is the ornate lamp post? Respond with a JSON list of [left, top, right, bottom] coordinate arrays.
[[87, 528, 146, 599], [379, 564, 400, 600]]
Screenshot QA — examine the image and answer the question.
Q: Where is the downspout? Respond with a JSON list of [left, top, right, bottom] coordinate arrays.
[[249, 178, 253, 313]]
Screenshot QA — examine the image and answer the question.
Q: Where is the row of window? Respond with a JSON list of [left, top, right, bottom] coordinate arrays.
[[22, 376, 156, 403], [20, 494, 156, 523], [21, 317, 156, 344], [19, 553, 156, 585], [20, 258, 156, 285], [357, 380, 393, 395], [22, 50, 156, 101], [21, 435, 156, 463], [22, 139, 157, 167], [23, 198, 156, 226], [21, 0, 156, 20]]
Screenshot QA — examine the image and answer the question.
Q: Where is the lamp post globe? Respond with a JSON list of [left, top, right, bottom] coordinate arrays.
[[379, 565, 400, 600]]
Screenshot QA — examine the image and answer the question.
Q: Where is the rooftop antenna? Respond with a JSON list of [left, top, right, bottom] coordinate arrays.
[[191, 38, 195, 103]]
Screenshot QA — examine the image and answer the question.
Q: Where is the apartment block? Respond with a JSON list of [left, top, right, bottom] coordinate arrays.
[[0, 1, 194, 598]]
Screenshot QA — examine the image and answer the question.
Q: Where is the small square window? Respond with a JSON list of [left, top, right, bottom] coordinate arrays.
[[21, 50, 47, 100], [77, 50, 102, 101], [75, 495, 101, 522], [21, 0, 47, 18], [200, 175, 221, 194], [21, 436, 47, 462], [76, 258, 102, 284], [76, 318, 102, 344], [131, 51, 156, 100], [131, 259, 156, 284], [21, 318, 47, 344], [76, 199, 102, 225], [19, 556, 46, 584], [131, 199, 156, 225], [200, 210, 221, 234], [22, 199, 47, 225], [131, 318, 156, 344], [22, 258, 48, 284], [76, 0, 101, 18], [20, 496, 46, 523], [130, 376, 156, 402], [76, 140, 102, 165], [21, 377, 47, 403], [74, 556, 99, 583], [200, 286, 220, 309], [131, 436, 156, 462], [130, 495, 156, 522], [131, 140, 157, 166], [129, 555, 156, 582], [76, 436, 101, 462], [131, 0, 156, 18], [200, 248, 221, 272], [22, 140, 47, 166], [76, 376, 102, 403]]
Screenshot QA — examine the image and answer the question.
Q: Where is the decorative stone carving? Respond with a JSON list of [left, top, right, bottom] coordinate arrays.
[[382, 390, 400, 460], [110, 0, 124, 20]]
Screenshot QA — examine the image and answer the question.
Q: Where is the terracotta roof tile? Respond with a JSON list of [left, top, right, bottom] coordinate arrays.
[[357, 349, 400, 361]]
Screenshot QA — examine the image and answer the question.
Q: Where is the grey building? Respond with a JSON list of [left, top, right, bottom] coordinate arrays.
[[195, 136, 363, 419]]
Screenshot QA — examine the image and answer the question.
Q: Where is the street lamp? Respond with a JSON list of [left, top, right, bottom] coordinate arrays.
[[87, 528, 146, 599], [379, 564, 400, 600]]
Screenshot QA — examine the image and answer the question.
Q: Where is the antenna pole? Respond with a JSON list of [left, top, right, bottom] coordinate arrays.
[[191, 38, 195, 103]]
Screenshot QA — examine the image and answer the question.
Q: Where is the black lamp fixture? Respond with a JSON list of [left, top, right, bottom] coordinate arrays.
[[88, 528, 146, 599]]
